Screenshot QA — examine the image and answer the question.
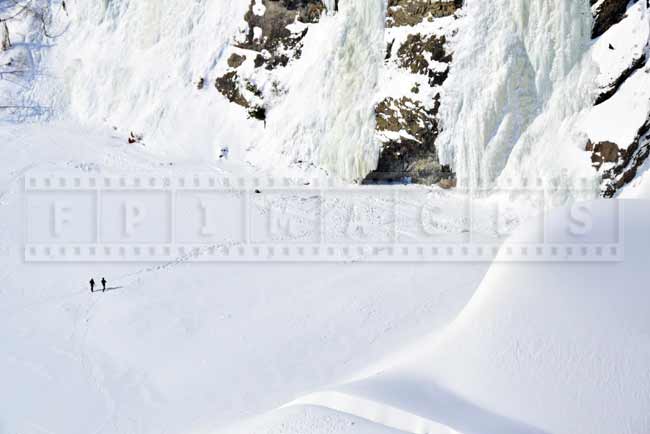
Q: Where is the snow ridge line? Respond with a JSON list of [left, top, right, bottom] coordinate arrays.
[[282, 390, 459, 434]]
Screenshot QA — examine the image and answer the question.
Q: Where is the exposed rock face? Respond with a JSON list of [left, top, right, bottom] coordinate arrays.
[[215, 0, 459, 183], [599, 118, 650, 197], [215, 0, 327, 123], [586, 140, 622, 170], [369, 103, 449, 182], [591, 0, 630, 38], [387, 0, 462, 27], [397, 33, 450, 71], [367, 97, 446, 183], [375, 97, 438, 135], [364, 1, 459, 186], [215, 71, 249, 108], [214, 71, 265, 119], [227, 53, 247, 69], [582, 1, 650, 197], [397, 33, 451, 85], [237, 0, 323, 69]]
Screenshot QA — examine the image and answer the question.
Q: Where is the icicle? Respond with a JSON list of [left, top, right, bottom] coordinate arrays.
[[263, 0, 386, 182], [322, 0, 339, 15], [437, 0, 593, 189]]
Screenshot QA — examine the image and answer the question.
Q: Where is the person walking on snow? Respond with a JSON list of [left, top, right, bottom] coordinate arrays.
[[101, 277, 107, 292], [89, 278, 95, 292]]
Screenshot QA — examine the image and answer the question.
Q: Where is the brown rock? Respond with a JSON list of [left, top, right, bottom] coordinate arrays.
[[600, 118, 650, 197], [365, 96, 453, 185], [215, 71, 250, 108], [589, 140, 621, 169], [237, 0, 324, 69], [395, 33, 451, 86], [227, 53, 247, 68], [438, 177, 456, 189], [387, 0, 462, 27]]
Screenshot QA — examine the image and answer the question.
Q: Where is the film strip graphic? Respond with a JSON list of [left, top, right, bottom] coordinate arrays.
[[23, 171, 624, 262]]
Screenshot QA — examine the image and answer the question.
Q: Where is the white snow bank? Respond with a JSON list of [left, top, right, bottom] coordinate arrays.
[[217, 404, 415, 434], [579, 67, 650, 147], [297, 199, 650, 434], [0, 124, 490, 434], [284, 392, 459, 434]]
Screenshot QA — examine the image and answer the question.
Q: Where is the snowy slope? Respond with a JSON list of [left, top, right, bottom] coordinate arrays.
[[0, 124, 490, 434], [7, 125, 648, 434], [280, 199, 650, 434], [2, 1, 650, 434]]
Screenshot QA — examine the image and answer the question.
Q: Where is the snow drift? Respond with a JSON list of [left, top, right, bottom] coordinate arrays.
[[286, 199, 650, 434]]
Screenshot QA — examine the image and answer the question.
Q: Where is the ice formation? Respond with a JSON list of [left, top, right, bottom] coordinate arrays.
[[259, 0, 386, 181], [33, 1, 252, 159], [437, 0, 595, 189]]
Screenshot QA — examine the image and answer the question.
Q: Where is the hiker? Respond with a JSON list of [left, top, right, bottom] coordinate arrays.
[[89, 278, 95, 292], [101, 277, 107, 292]]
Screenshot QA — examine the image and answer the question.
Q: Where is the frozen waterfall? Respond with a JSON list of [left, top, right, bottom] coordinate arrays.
[[437, 0, 594, 189], [261, 0, 386, 182]]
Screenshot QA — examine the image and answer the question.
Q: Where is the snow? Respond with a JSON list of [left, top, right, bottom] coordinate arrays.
[[573, 1, 650, 196], [3, 122, 649, 434], [579, 67, 650, 147], [218, 405, 412, 434], [378, 13, 458, 114], [578, 2, 650, 149], [27, 1, 256, 161], [9, 0, 646, 194], [619, 158, 650, 198], [249, 0, 386, 182], [15, 0, 387, 182], [437, 0, 595, 190], [0, 123, 491, 434], [253, 0, 266, 17], [2, 1, 650, 434], [590, 1, 648, 90], [279, 200, 650, 434]]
